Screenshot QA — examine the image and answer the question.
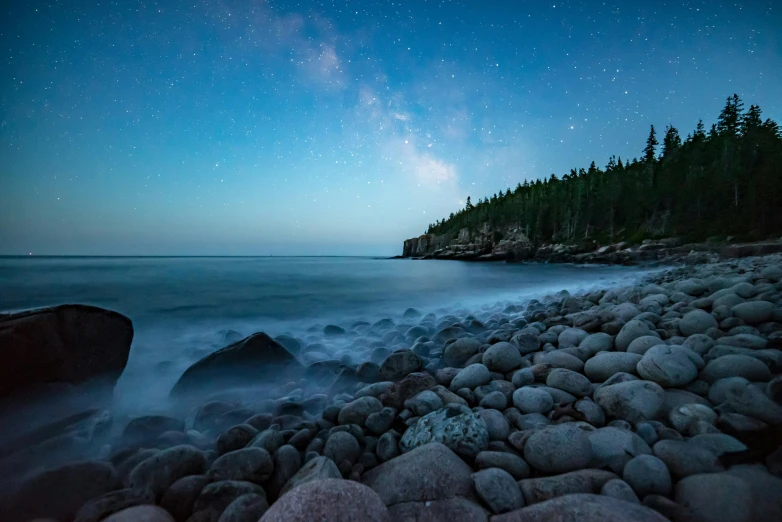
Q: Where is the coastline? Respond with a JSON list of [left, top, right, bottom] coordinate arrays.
[[1, 254, 781, 520]]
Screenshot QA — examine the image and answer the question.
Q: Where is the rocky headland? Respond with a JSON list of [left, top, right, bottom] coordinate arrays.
[[401, 223, 782, 265], [2, 255, 782, 521]]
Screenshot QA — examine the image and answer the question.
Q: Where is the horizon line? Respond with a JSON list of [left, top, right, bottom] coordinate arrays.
[[0, 254, 398, 259]]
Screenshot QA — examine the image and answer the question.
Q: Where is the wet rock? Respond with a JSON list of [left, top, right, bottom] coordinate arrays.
[[399, 404, 488, 459], [669, 404, 717, 433], [680, 310, 719, 336], [450, 363, 491, 390], [523, 424, 593, 474], [216, 424, 258, 455], [207, 447, 273, 483], [404, 390, 444, 417], [279, 456, 341, 497], [473, 468, 524, 514], [479, 390, 507, 410], [365, 407, 396, 435], [443, 338, 483, 367], [266, 444, 302, 500]]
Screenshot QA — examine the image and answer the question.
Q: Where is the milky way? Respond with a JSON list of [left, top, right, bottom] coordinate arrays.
[[1, 0, 779, 255]]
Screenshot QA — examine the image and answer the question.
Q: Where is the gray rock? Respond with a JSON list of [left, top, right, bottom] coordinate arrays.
[[399, 404, 489, 458], [386, 497, 488, 522], [207, 448, 273, 482], [600, 479, 639, 504], [546, 368, 591, 397], [279, 456, 341, 497], [588, 427, 652, 473], [622, 454, 672, 497], [266, 444, 302, 500], [492, 493, 668, 522], [688, 434, 747, 456], [732, 301, 774, 325], [339, 396, 383, 426], [193, 480, 265, 520], [404, 390, 444, 417], [475, 451, 530, 480], [523, 424, 593, 474], [652, 439, 722, 478], [102, 506, 174, 522], [584, 352, 642, 382], [365, 407, 396, 435], [616, 320, 655, 351], [362, 442, 476, 506], [669, 404, 717, 433], [483, 342, 523, 372], [380, 350, 424, 381], [129, 445, 206, 499], [159, 475, 209, 522], [700, 355, 772, 383], [512, 387, 554, 414], [540, 351, 585, 372], [574, 399, 606, 427], [680, 310, 718, 336], [476, 408, 511, 441], [579, 333, 614, 355], [444, 338, 483, 367], [450, 363, 491, 390], [376, 432, 400, 462], [636, 345, 698, 387], [682, 334, 715, 355], [260, 479, 390, 522], [480, 390, 508, 410], [675, 473, 753, 522], [719, 333, 767, 349], [594, 380, 665, 423], [324, 431, 361, 465], [217, 493, 268, 522], [473, 468, 524, 514], [74, 488, 154, 522], [721, 383, 782, 425], [627, 335, 666, 355], [518, 469, 618, 504], [217, 424, 258, 454], [511, 368, 535, 388], [512, 333, 542, 355]]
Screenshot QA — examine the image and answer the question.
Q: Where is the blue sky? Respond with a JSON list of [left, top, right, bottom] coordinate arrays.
[[1, 0, 780, 255]]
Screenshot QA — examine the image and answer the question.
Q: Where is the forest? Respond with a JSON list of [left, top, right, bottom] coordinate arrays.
[[425, 95, 782, 245]]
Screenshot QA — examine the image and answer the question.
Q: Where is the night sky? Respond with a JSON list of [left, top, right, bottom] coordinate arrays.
[[1, 1, 780, 255]]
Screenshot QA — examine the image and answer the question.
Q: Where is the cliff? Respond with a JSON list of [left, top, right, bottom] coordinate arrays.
[[403, 223, 534, 261]]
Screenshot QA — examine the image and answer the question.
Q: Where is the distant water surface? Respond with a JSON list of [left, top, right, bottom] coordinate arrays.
[[0, 256, 652, 411]]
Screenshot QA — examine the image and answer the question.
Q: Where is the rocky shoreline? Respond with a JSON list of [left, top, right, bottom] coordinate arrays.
[[400, 224, 782, 265], [2, 255, 782, 521]]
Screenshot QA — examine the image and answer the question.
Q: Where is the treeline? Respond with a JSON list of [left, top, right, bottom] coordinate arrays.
[[426, 94, 782, 244]]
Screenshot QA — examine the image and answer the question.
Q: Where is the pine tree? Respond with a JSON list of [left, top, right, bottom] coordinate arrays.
[[694, 119, 706, 141], [741, 105, 763, 136], [643, 125, 658, 163], [661, 125, 681, 159], [717, 94, 744, 136], [465, 196, 473, 210]]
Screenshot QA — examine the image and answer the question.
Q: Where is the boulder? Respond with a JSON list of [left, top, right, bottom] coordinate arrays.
[[482, 342, 523, 372], [0, 305, 133, 396], [379, 350, 424, 381], [492, 493, 667, 521], [170, 333, 300, 397], [385, 497, 488, 522], [680, 310, 718, 336], [675, 473, 753, 522], [217, 494, 268, 522], [261, 479, 390, 521], [518, 469, 618, 504], [399, 404, 488, 458], [0, 461, 121, 522], [732, 301, 774, 325], [128, 445, 207, 499], [473, 468, 524, 514], [594, 380, 665, 423], [207, 448, 273, 483], [193, 480, 264, 519], [652, 440, 722, 478], [523, 424, 593, 474], [636, 345, 698, 387], [362, 443, 476, 507], [159, 475, 209, 522], [279, 456, 341, 497]]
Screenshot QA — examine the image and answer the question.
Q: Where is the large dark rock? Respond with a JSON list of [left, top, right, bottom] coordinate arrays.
[[0, 304, 133, 396], [170, 332, 301, 397]]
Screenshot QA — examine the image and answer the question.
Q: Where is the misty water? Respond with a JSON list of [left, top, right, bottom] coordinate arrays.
[[0, 256, 654, 414]]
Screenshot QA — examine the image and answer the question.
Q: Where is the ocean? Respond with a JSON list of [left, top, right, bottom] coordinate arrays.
[[0, 256, 651, 413]]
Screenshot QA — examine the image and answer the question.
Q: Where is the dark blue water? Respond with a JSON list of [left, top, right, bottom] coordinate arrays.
[[0, 256, 651, 411]]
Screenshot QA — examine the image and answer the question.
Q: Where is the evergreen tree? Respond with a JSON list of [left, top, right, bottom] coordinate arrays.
[[465, 196, 473, 210], [643, 125, 658, 163], [694, 119, 706, 141], [717, 94, 744, 136], [661, 125, 681, 159], [741, 105, 763, 135]]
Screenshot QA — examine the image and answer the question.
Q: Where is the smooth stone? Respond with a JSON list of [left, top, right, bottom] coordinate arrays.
[[545, 368, 591, 397], [491, 493, 668, 522], [636, 345, 698, 387], [594, 380, 665, 423], [365, 407, 396, 435], [260, 479, 390, 522], [622, 454, 672, 497], [579, 333, 614, 355], [688, 434, 747, 456], [732, 301, 774, 325], [129, 445, 206, 499], [450, 364, 491, 390], [675, 473, 753, 522], [700, 355, 772, 383], [584, 352, 643, 382], [74, 488, 154, 522], [266, 445, 302, 500], [588, 427, 652, 473], [523, 424, 593, 474], [512, 387, 554, 414], [476, 408, 511, 441], [443, 338, 483, 367], [324, 432, 361, 465], [473, 468, 524, 514], [616, 320, 655, 351], [600, 479, 639, 504], [216, 424, 258, 455], [652, 439, 722, 478], [387, 497, 488, 522], [339, 396, 383, 426], [669, 404, 717, 433], [518, 470, 618, 505], [379, 350, 424, 381], [404, 390, 444, 417], [627, 335, 666, 355], [540, 351, 584, 372], [479, 391, 508, 410], [207, 448, 273, 482], [721, 383, 782, 425], [680, 310, 718, 336], [159, 475, 209, 522], [216, 494, 268, 522], [474, 451, 530, 480], [482, 342, 523, 372], [376, 432, 400, 462], [279, 456, 341, 497], [719, 334, 767, 349], [193, 481, 265, 519], [103, 506, 174, 522]]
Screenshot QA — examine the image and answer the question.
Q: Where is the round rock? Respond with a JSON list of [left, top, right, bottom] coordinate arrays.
[[523, 424, 594, 474], [512, 387, 554, 414], [482, 342, 523, 373]]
